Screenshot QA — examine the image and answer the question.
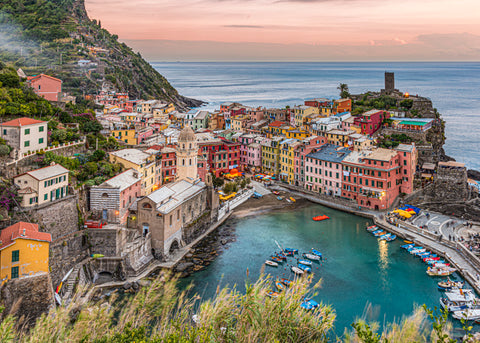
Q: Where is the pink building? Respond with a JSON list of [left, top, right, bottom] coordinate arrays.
[[27, 74, 62, 102], [246, 142, 262, 169], [304, 144, 351, 195], [353, 109, 389, 136], [90, 169, 142, 224], [294, 136, 327, 187], [197, 157, 208, 182], [136, 127, 154, 144], [248, 109, 264, 122], [341, 144, 417, 210], [239, 134, 257, 168]]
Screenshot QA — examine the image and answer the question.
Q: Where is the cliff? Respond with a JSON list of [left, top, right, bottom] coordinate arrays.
[[0, 0, 201, 110]]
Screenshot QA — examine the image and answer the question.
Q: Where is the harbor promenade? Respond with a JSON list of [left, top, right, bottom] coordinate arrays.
[[273, 182, 480, 294]]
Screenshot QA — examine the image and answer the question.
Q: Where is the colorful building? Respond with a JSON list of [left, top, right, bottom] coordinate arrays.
[[0, 222, 51, 284], [0, 117, 48, 157], [353, 109, 389, 136], [279, 139, 301, 184], [14, 164, 69, 208], [90, 169, 142, 224], [27, 74, 62, 102], [305, 144, 351, 195], [112, 129, 136, 145], [293, 136, 327, 187], [333, 99, 352, 113], [326, 129, 355, 147], [293, 105, 319, 127], [261, 137, 282, 175]]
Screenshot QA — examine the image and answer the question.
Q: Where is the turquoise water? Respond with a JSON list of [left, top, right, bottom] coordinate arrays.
[[181, 203, 464, 337]]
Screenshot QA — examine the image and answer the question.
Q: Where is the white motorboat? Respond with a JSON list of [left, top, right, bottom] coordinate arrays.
[[291, 266, 305, 275], [265, 260, 279, 267], [440, 290, 479, 312], [453, 309, 480, 321], [302, 253, 320, 261], [427, 266, 456, 276]]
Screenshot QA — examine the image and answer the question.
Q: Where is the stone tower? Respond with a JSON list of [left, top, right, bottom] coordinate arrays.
[[176, 126, 198, 181], [384, 72, 395, 93]]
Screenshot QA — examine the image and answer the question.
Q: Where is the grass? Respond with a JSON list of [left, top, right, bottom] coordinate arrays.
[[0, 272, 460, 342]]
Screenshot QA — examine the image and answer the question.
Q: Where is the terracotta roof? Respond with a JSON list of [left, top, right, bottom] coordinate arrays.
[[0, 222, 52, 250], [27, 74, 62, 83], [0, 117, 46, 127], [269, 121, 286, 127]]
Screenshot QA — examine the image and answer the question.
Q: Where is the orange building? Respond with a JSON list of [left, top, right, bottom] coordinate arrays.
[[334, 99, 352, 114]]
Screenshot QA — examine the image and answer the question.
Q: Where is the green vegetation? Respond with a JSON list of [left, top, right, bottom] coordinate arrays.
[[376, 134, 412, 149], [41, 150, 123, 186], [0, 0, 187, 104], [338, 83, 351, 99], [0, 274, 463, 342], [353, 95, 398, 114]]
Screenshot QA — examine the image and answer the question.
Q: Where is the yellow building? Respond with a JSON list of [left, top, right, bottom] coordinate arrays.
[[279, 139, 300, 184], [320, 107, 334, 117], [153, 103, 175, 119], [0, 222, 51, 284], [109, 149, 157, 195], [293, 106, 319, 127], [231, 115, 249, 132], [112, 129, 136, 145], [325, 129, 355, 147], [261, 137, 282, 175], [119, 113, 138, 124], [286, 129, 310, 139]]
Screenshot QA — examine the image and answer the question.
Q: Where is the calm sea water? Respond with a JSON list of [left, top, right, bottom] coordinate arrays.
[[179, 204, 469, 337], [152, 62, 480, 170]]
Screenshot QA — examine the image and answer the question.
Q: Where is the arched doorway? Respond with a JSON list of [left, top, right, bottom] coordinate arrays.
[[169, 239, 180, 254]]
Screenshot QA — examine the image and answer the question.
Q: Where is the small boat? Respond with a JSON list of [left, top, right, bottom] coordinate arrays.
[[275, 280, 286, 292], [366, 225, 378, 231], [273, 191, 280, 195], [91, 254, 104, 258], [301, 298, 319, 310], [265, 260, 279, 267], [441, 289, 479, 312], [267, 291, 280, 298], [411, 249, 427, 255], [281, 278, 293, 287], [438, 280, 464, 291], [427, 266, 456, 276], [303, 253, 321, 261], [407, 245, 423, 252], [297, 263, 312, 273], [277, 196, 283, 201], [284, 250, 295, 256], [453, 309, 480, 321], [291, 266, 305, 275], [311, 249, 322, 257], [289, 197, 296, 203], [404, 240, 413, 244], [298, 259, 312, 265], [284, 248, 298, 254], [312, 215, 330, 221], [373, 231, 386, 237], [427, 259, 446, 266], [423, 256, 440, 262], [270, 256, 284, 263], [274, 253, 287, 260], [378, 233, 392, 240], [385, 234, 397, 242], [286, 199, 292, 203]]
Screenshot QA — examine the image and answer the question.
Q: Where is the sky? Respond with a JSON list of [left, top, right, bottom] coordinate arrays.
[[85, 0, 480, 61]]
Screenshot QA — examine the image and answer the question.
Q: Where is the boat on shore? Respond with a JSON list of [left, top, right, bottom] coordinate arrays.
[[302, 253, 320, 261], [291, 266, 305, 275], [312, 215, 329, 221], [270, 256, 284, 263], [311, 249, 322, 257], [438, 280, 464, 291], [267, 291, 280, 298], [277, 196, 283, 201], [284, 248, 298, 254], [265, 260, 279, 267], [281, 278, 293, 287], [289, 197, 296, 203]]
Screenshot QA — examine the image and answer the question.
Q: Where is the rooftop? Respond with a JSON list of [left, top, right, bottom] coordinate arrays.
[[396, 144, 416, 153], [439, 161, 466, 168], [362, 109, 385, 117], [0, 222, 52, 251], [306, 144, 351, 163], [96, 169, 141, 192], [147, 179, 206, 214], [368, 148, 397, 162], [1, 117, 45, 127], [16, 164, 69, 181], [110, 149, 153, 166]]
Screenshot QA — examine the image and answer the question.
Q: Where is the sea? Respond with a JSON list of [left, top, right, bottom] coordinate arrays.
[[151, 62, 480, 170]]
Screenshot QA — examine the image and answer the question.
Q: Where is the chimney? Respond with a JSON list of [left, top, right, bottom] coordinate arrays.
[[22, 229, 26, 236]]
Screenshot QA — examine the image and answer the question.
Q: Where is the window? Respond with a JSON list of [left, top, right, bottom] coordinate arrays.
[[39, 138, 44, 144], [3, 129, 6, 135], [25, 129, 30, 135], [39, 126, 44, 132], [11, 266, 19, 279], [44, 194, 48, 201], [24, 141, 30, 147], [12, 250, 19, 263]]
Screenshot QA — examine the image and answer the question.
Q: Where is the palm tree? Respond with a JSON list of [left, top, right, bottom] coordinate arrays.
[[337, 83, 350, 98]]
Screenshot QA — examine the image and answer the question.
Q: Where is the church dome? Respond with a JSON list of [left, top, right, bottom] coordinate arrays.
[[178, 125, 196, 142], [178, 126, 197, 142]]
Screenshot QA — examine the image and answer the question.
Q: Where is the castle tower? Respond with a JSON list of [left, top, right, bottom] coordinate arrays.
[[176, 126, 198, 181], [384, 72, 395, 93]]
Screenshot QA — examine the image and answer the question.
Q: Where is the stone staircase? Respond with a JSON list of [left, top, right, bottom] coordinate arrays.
[[62, 265, 81, 303]]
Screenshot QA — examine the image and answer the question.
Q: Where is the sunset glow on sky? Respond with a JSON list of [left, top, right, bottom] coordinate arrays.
[[85, 0, 480, 61]]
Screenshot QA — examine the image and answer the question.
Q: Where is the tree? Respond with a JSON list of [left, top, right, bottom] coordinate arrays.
[[92, 149, 106, 162], [337, 83, 350, 99]]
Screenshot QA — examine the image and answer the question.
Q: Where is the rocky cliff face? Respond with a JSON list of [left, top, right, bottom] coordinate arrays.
[[0, 0, 202, 110]]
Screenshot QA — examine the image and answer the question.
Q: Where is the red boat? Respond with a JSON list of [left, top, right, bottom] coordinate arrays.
[[312, 215, 330, 221]]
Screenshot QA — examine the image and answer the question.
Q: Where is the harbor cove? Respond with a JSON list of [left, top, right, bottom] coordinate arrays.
[[179, 200, 471, 337]]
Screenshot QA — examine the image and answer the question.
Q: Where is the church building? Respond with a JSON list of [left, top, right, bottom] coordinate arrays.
[[136, 126, 219, 259]]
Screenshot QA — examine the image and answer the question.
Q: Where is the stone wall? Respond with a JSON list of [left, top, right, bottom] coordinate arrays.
[[49, 232, 89, 287], [87, 228, 121, 257], [427, 164, 469, 202], [0, 273, 54, 328], [10, 195, 80, 241]]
